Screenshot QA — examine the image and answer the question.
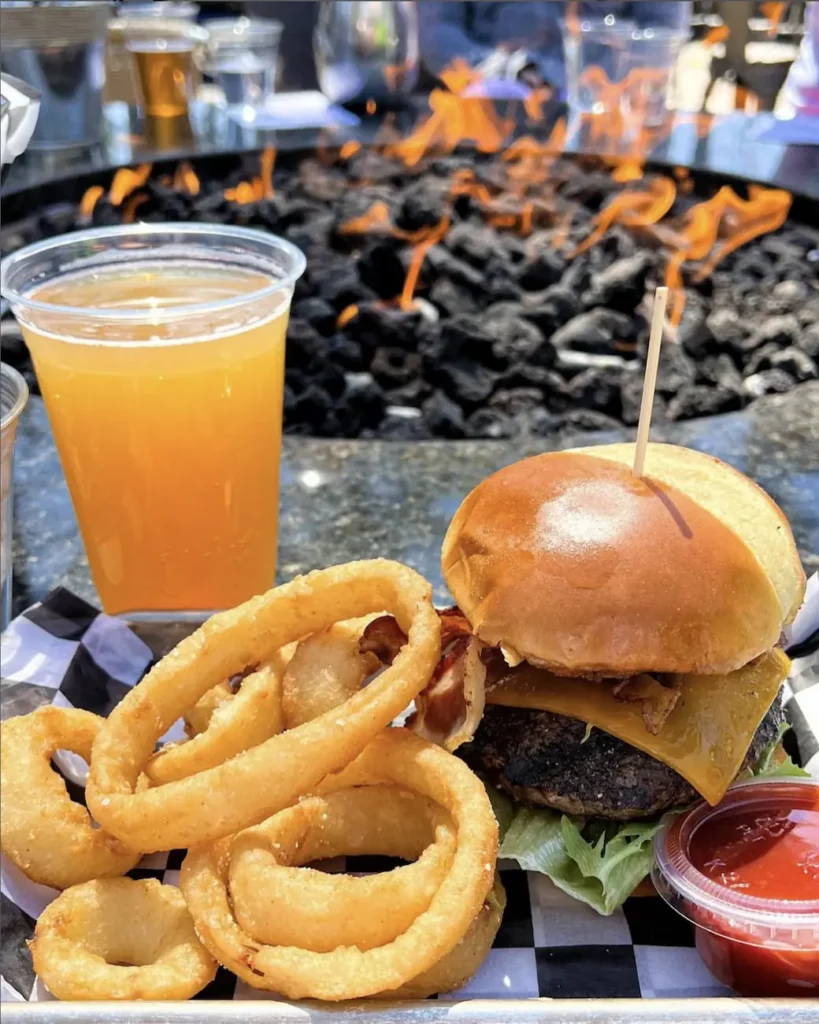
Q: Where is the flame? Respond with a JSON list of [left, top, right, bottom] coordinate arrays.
[[703, 24, 730, 47], [109, 164, 152, 206], [572, 175, 677, 256], [386, 59, 513, 167], [523, 85, 551, 123], [172, 161, 200, 195], [122, 193, 149, 224], [340, 140, 361, 160], [400, 216, 451, 309], [337, 304, 360, 329], [338, 201, 392, 235], [761, 1, 786, 36], [79, 184, 104, 218], [260, 145, 276, 199], [366, 98, 377, 115], [665, 185, 792, 325]]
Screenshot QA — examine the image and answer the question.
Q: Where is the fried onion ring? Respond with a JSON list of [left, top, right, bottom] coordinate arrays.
[[29, 878, 216, 1001], [87, 561, 440, 852], [180, 728, 498, 1000], [282, 618, 382, 729], [0, 707, 141, 889], [385, 876, 506, 999], [229, 785, 457, 951], [143, 660, 284, 785], [183, 682, 233, 738]]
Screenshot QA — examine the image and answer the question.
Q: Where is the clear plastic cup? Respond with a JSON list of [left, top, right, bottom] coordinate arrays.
[[0, 363, 29, 630], [653, 777, 819, 997], [0, 224, 305, 620], [202, 17, 283, 115], [562, 16, 690, 128]]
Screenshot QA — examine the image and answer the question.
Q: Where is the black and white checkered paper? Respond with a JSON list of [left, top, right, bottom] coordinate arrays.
[[2, 579, 818, 1005]]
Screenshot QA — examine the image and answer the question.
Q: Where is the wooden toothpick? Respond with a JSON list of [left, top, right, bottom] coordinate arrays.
[[633, 286, 669, 478]]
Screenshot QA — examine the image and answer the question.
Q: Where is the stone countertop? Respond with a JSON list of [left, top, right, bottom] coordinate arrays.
[[10, 381, 819, 617]]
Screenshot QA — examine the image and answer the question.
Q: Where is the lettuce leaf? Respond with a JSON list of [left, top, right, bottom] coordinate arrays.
[[495, 790, 665, 915], [491, 723, 808, 915]]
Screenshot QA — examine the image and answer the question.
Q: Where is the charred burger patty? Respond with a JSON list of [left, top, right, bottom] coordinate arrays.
[[460, 694, 785, 820]]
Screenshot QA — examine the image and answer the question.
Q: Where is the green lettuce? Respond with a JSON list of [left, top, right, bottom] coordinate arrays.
[[492, 723, 808, 915]]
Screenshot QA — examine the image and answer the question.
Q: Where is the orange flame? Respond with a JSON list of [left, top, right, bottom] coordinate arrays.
[[572, 175, 677, 256], [761, 2, 786, 36], [79, 184, 104, 218], [260, 145, 276, 199], [366, 98, 377, 115], [665, 185, 792, 325], [172, 161, 200, 195], [338, 201, 392, 235], [340, 140, 361, 160], [122, 192, 149, 224], [109, 164, 152, 206], [703, 24, 730, 47], [386, 59, 513, 167], [337, 304, 360, 329]]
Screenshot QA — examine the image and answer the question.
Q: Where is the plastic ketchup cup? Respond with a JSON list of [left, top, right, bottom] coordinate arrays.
[[652, 777, 819, 997]]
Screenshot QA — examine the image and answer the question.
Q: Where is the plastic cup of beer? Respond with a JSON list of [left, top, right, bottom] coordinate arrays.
[[127, 36, 196, 117], [0, 224, 306, 620]]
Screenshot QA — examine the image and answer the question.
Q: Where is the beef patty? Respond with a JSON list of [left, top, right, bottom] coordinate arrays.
[[459, 693, 785, 819]]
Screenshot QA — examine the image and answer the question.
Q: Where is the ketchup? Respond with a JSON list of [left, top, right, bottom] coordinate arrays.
[[653, 779, 819, 998]]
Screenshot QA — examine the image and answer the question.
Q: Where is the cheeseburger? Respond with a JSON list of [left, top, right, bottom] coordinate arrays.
[[437, 442, 806, 909]]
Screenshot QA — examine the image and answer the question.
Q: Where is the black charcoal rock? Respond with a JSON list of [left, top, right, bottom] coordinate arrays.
[[743, 369, 797, 398], [667, 384, 743, 420], [551, 308, 633, 353], [422, 390, 466, 438], [581, 253, 650, 312]]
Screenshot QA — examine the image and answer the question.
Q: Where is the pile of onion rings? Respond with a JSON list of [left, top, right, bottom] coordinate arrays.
[[1, 559, 503, 1002], [181, 728, 500, 1000]]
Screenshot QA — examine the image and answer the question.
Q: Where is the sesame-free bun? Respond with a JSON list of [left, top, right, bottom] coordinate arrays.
[[441, 444, 805, 677]]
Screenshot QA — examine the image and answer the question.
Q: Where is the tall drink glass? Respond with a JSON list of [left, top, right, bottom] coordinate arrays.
[[0, 224, 305, 620], [1, 363, 29, 630]]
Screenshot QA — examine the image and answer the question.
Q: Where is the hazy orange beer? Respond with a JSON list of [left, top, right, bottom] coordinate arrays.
[[0, 225, 305, 617]]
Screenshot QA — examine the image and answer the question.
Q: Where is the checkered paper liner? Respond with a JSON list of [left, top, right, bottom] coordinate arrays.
[[1, 577, 817, 1005]]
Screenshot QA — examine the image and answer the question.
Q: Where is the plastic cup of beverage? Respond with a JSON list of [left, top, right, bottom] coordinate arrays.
[[202, 17, 283, 116], [1, 363, 29, 630], [0, 224, 305, 621]]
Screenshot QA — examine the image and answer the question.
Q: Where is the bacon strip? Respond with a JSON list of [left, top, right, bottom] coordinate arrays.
[[359, 615, 407, 665]]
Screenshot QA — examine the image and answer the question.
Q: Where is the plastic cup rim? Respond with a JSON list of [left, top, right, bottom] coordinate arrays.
[[653, 776, 819, 936], [0, 222, 306, 325], [0, 363, 29, 434]]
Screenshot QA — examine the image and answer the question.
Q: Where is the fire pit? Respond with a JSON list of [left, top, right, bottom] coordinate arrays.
[[2, 109, 818, 441]]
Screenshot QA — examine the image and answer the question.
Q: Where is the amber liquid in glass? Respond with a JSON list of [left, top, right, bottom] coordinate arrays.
[[22, 265, 289, 615], [130, 40, 194, 117]]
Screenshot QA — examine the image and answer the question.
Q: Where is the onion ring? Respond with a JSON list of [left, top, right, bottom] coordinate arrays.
[[282, 618, 382, 729], [0, 707, 141, 889], [143, 660, 284, 785], [183, 682, 233, 738], [29, 878, 216, 1001], [386, 876, 506, 999], [87, 560, 440, 852], [180, 727, 498, 1000], [229, 785, 457, 951]]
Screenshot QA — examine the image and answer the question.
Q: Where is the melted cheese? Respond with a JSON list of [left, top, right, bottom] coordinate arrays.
[[485, 649, 790, 805]]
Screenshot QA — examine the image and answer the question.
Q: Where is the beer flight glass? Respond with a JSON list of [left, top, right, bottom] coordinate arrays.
[[0, 224, 305, 619]]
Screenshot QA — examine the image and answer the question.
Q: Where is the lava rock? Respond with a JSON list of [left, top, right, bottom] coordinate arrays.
[[698, 353, 743, 392], [292, 297, 337, 336], [555, 350, 628, 376], [551, 308, 634, 353], [667, 384, 743, 421], [620, 368, 668, 425], [487, 315, 544, 366], [370, 347, 422, 388], [438, 315, 500, 367], [291, 384, 334, 425], [559, 258, 592, 294], [517, 250, 566, 291], [705, 307, 751, 349], [555, 408, 624, 433], [446, 221, 496, 266], [386, 377, 432, 407], [465, 407, 518, 439], [655, 346, 697, 395], [489, 387, 545, 416], [747, 314, 801, 351], [436, 359, 497, 409], [424, 245, 485, 290], [377, 415, 433, 440], [318, 271, 376, 311], [285, 320, 328, 369], [800, 323, 819, 361], [357, 240, 406, 299], [581, 253, 650, 313], [743, 369, 798, 398], [565, 367, 623, 417], [429, 276, 480, 317], [326, 336, 367, 372], [768, 347, 818, 381], [496, 362, 561, 393], [341, 372, 388, 428], [395, 179, 449, 232], [313, 363, 346, 400], [346, 304, 422, 354], [422, 390, 466, 438]]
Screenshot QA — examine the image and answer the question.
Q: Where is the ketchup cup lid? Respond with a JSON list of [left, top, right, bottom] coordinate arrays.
[[652, 777, 819, 950]]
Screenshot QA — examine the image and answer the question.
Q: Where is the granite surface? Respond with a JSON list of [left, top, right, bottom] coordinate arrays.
[[9, 381, 819, 618]]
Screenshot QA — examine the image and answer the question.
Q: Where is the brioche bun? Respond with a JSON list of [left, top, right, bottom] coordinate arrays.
[[442, 444, 804, 677]]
